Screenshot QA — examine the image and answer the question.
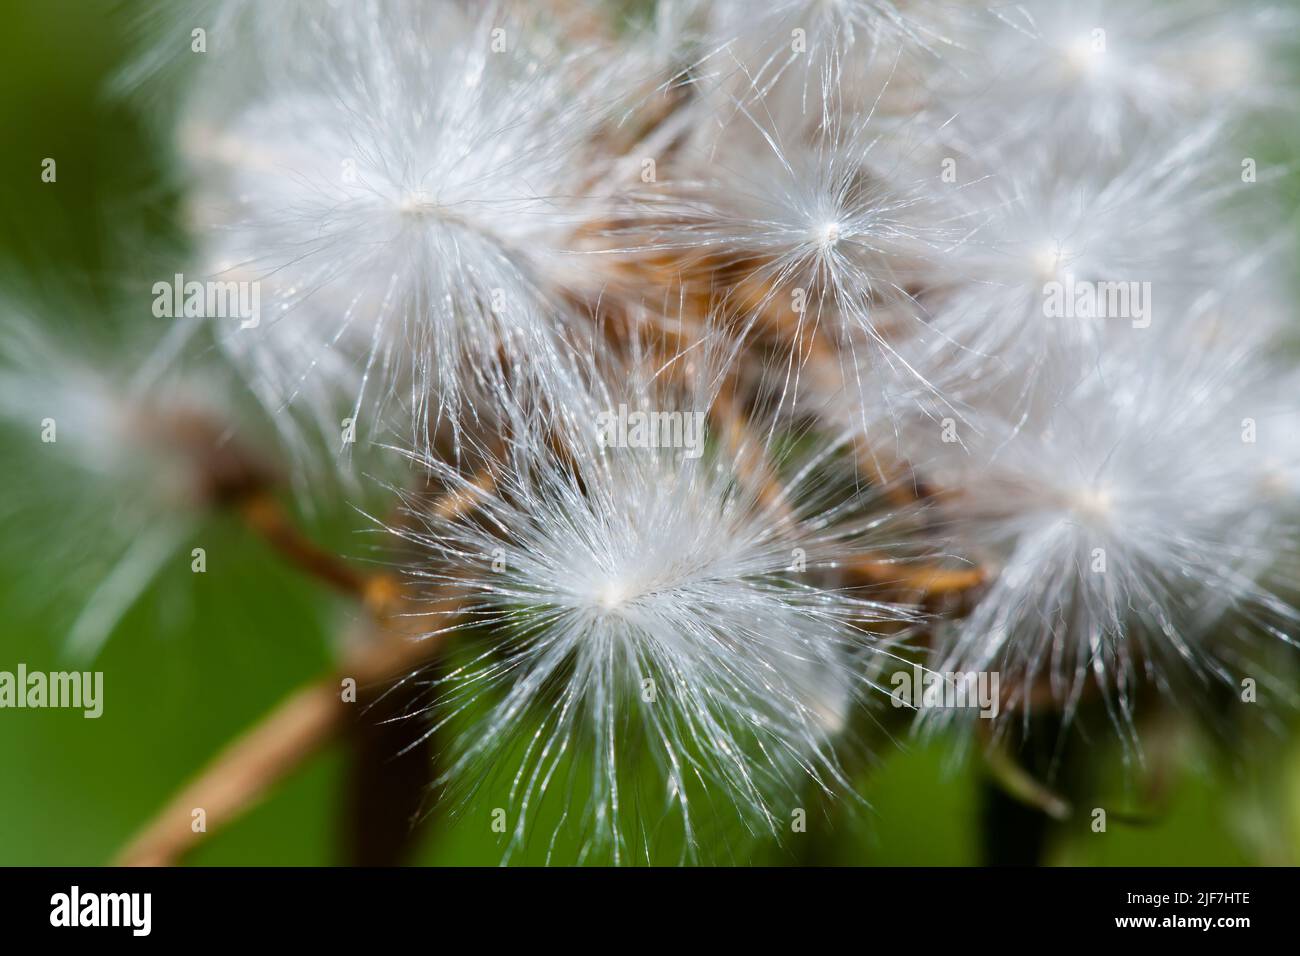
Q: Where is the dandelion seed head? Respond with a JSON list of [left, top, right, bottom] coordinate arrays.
[[933, 0, 1297, 152], [87, 0, 1300, 849], [914, 120, 1246, 407], [183, 2, 630, 457], [921, 340, 1298, 729], [389, 353, 918, 860]]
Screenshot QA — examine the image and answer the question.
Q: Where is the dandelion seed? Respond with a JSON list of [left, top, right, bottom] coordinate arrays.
[[387, 356, 919, 861], [183, 2, 636, 457], [922, 341, 1299, 734]]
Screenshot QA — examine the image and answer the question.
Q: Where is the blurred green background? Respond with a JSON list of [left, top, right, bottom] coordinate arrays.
[[1, 0, 1299, 866]]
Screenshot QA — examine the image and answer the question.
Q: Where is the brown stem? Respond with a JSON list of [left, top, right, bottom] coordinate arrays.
[[237, 491, 379, 605], [115, 464, 494, 866], [115, 591, 459, 867], [117, 680, 345, 866], [848, 557, 986, 598]]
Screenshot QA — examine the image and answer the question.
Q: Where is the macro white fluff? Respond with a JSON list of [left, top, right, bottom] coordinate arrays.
[[113, 0, 321, 120], [625, 87, 957, 423], [86, 0, 1300, 852], [182, 0, 632, 457], [909, 119, 1250, 410], [919, 338, 1299, 732], [389, 355, 917, 860], [701, 0, 972, 123], [931, 0, 1296, 154]]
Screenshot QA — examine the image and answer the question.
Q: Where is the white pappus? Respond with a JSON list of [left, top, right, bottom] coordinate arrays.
[[181, 0, 637, 458], [385, 354, 922, 861], [918, 339, 1300, 735]]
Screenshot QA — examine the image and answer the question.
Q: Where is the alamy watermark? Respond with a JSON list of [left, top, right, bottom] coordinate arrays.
[[50, 886, 150, 936], [1042, 274, 1151, 329], [152, 273, 261, 329], [0, 664, 102, 718], [889, 664, 1000, 719], [596, 404, 706, 460]]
